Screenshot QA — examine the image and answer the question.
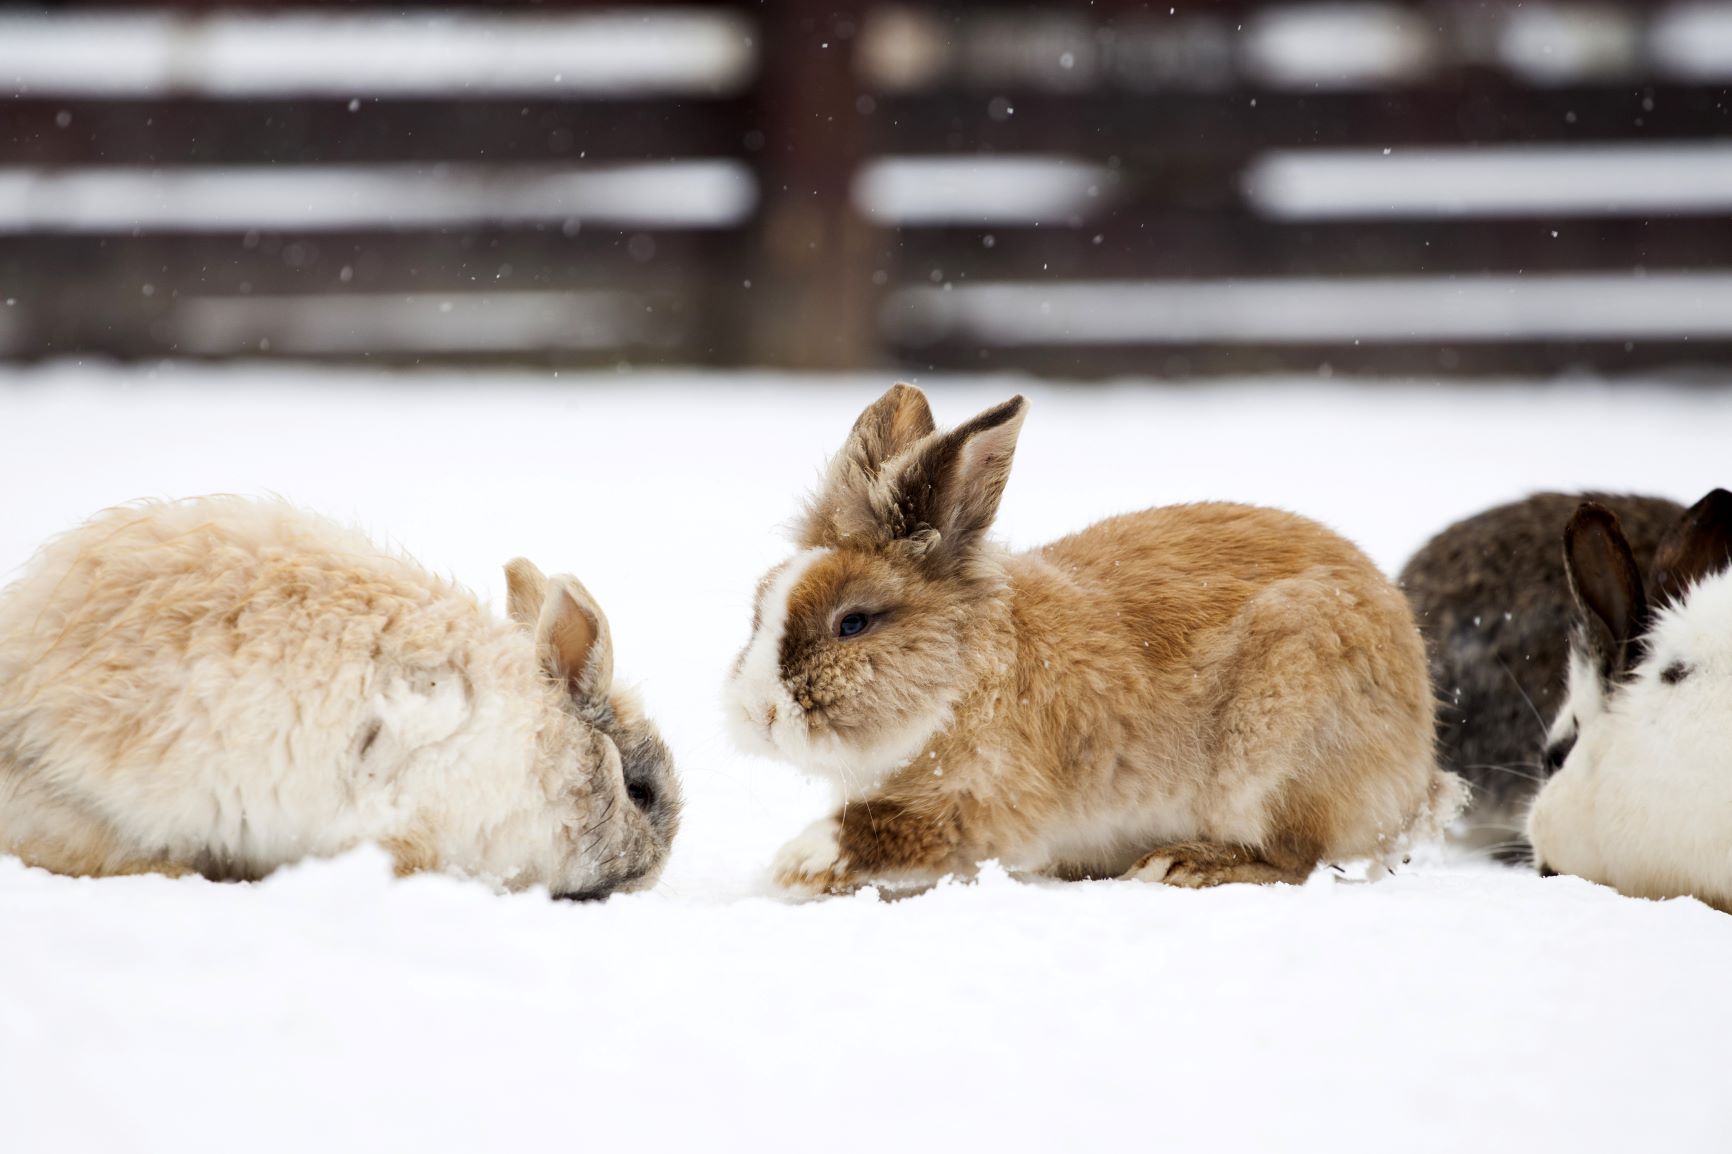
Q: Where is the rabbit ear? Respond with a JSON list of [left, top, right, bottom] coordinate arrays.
[[892, 395, 1028, 563], [843, 383, 936, 475], [1651, 488, 1732, 610], [537, 575, 614, 700], [1565, 502, 1650, 677], [504, 557, 548, 629], [799, 384, 937, 547]]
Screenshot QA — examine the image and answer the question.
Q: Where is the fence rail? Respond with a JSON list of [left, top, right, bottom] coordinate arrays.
[[2, 0, 1730, 377]]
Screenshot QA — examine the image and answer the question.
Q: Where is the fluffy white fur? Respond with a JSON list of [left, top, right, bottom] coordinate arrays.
[[0, 497, 671, 895], [1529, 571, 1732, 910], [771, 816, 843, 883], [1544, 644, 1606, 759], [728, 548, 826, 752], [726, 548, 953, 798]]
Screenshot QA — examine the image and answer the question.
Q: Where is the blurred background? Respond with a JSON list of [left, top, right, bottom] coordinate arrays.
[[0, 0, 1729, 379]]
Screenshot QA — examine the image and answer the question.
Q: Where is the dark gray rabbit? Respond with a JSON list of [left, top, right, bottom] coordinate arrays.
[[1399, 492, 1682, 859]]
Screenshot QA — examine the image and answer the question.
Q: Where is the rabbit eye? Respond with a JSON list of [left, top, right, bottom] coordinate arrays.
[[626, 781, 654, 809], [837, 612, 871, 639], [1543, 732, 1575, 775]]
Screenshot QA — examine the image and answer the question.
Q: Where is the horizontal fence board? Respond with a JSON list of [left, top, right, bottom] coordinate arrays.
[[0, 98, 752, 166], [5, 1, 1731, 376], [893, 339, 1732, 379], [24, 0, 1582, 12], [872, 84, 1732, 160], [22, 0, 740, 11], [0, 229, 726, 296], [885, 215, 1732, 280], [0, 287, 715, 362], [0, 227, 754, 363]]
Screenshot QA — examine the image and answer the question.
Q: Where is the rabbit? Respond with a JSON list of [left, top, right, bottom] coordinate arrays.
[[1528, 489, 1732, 911], [725, 384, 1461, 896], [0, 496, 680, 897], [1398, 492, 1683, 859]]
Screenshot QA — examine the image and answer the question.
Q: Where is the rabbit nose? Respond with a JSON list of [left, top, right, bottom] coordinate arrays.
[[764, 703, 778, 726]]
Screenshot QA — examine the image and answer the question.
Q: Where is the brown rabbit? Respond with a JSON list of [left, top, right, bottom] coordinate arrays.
[[726, 384, 1459, 895]]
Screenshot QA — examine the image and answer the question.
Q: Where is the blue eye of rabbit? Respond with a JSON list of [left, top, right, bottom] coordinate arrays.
[[838, 612, 870, 639]]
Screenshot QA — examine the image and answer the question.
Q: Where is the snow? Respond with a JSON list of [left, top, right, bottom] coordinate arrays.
[[0, 11, 753, 97], [174, 292, 648, 357], [1247, 143, 1732, 220], [1497, 6, 1640, 83], [854, 156, 1110, 226], [1242, 4, 1435, 88], [2, 365, 1730, 1153], [1241, 2, 1727, 87], [888, 271, 1732, 345], [0, 162, 755, 234], [1652, 2, 1732, 80]]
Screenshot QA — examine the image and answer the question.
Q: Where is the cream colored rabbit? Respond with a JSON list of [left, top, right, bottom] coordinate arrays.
[[0, 496, 679, 896]]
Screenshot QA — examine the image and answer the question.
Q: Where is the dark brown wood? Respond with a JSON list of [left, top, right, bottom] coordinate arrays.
[[872, 85, 1732, 160], [887, 215, 1732, 281], [892, 339, 1732, 380], [4, 0, 1731, 376], [0, 98, 753, 167], [735, 0, 878, 370], [0, 227, 733, 360], [0, 229, 726, 296]]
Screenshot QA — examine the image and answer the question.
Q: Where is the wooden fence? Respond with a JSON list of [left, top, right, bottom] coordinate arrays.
[[2, 0, 1730, 376]]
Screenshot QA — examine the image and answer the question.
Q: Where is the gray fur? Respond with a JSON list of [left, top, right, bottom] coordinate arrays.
[[1399, 492, 1683, 857]]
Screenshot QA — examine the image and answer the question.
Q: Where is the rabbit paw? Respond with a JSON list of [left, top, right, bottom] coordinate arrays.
[[1124, 843, 1311, 888], [772, 816, 849, 896]]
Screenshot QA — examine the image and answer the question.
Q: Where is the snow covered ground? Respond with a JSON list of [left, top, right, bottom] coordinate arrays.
[[2, 364, 1729, 1153]]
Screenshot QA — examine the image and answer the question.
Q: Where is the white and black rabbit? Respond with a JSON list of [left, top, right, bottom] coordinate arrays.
[[1528, 489, 1732, 910], [1400, 492, 1682, 857]]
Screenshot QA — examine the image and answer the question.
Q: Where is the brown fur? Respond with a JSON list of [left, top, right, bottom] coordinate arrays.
[[735, 386, 1457, 896], [1125, 842, 1313, 887]]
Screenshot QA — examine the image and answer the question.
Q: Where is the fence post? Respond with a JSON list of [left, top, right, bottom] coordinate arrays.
[[737, 1, 878, 371]]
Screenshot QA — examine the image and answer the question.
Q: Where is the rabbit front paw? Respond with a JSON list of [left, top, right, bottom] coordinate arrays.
[[772, 816, 850, 896]]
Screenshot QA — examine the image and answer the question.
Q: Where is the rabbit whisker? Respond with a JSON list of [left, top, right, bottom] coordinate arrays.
[[1497, 656, 1551, 739], [1460, 762, 1547, 785], [579, 795, 617, 840]]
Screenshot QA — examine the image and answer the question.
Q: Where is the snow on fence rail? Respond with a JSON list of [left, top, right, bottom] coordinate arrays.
[[1, 0, 1731, 376], [0, 163, 756, 233], [0, 11, 755, 97]]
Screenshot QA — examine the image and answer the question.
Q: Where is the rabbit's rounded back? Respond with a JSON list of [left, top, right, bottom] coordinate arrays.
[[728, 385, 1458, 896], [1399, 488, 1683, 842], [1528, 490, 1732, 909], [1399, 493, 1681, 851], [0, 497, 679, 895]]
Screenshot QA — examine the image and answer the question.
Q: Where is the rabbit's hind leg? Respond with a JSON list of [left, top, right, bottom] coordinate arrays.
[[0, 759, 168, 879], [1122, 841, 1314, 888]]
